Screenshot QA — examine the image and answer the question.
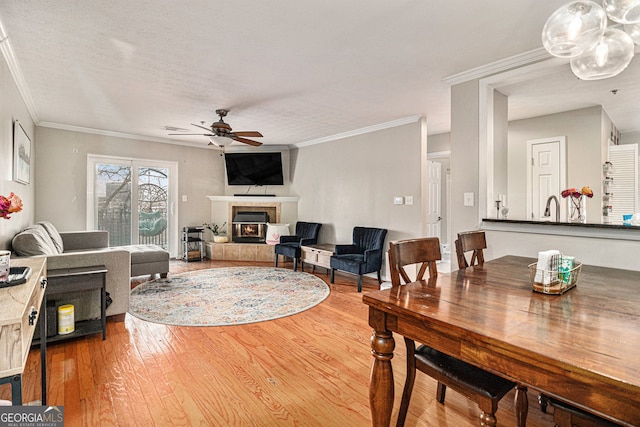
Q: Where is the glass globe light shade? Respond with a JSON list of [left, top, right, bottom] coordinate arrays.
[[209, 136, 231, 146], [624, 22, 640, 44], [603, 0, 640, 24], [570, 28, 635, 79], [542, 1, 607, 57]]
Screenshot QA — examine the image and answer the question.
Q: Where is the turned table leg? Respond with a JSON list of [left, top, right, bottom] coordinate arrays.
[[515, 385, 528, 427], [369, 327, 395, 427]]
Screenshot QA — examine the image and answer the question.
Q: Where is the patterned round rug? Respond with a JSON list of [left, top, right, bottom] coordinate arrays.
[[128, 267, 330, 326]]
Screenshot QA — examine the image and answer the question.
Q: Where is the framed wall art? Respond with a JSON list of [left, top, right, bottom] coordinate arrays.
[[13, 120, 31, 184]]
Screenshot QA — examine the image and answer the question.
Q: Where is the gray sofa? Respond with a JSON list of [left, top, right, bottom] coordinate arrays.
[[11, 221, 169, 321]]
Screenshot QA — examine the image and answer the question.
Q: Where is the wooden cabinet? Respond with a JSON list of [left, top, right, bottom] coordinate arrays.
[[301, 244, 335, 272]]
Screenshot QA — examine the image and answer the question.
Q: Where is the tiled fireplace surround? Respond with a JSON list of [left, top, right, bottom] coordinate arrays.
[[207, 201, 282, 261]]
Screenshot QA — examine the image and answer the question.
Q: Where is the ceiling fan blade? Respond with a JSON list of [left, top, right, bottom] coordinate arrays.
[[233, 131, 263, 137], [233, 136, 263, 147], [191, 123, 213, 132], [169, 133, 213, 136]]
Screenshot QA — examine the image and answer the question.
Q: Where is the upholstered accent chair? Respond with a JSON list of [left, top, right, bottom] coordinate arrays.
[[274, 221, 322, 271], [329, 226, 387, 292]]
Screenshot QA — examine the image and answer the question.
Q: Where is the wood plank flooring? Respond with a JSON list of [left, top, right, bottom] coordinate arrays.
[[1, 259, 556, 426]]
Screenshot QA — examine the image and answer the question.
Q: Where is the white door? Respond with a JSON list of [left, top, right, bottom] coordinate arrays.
[[426, 161, 442, 238], [527, 137, 566, 220], [87, 155, 179, 258]]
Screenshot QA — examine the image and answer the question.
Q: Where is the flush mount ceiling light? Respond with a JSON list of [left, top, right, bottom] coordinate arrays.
[[542, 0, 640, 80]]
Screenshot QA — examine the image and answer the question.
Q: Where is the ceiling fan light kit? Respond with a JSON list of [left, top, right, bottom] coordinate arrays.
[[542, 0, 640, 80], [209, 136, 232, 147]]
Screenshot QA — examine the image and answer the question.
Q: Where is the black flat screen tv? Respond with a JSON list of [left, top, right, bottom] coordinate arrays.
[[224, 152, 284, 186]]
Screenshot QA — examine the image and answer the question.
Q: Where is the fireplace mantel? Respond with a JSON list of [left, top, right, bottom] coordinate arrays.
[[207, 196, 300, 203]]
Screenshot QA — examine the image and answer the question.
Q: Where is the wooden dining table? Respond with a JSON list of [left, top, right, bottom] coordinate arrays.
[[363, 255, 640, 427]]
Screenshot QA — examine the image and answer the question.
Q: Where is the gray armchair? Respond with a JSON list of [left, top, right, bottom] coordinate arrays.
[[329, 226, 388, 292], [274, 221, 322, 271]]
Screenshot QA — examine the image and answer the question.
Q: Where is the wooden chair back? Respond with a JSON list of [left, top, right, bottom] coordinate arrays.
[[388, 237, 441, 286], [455, 231, 486, 269]]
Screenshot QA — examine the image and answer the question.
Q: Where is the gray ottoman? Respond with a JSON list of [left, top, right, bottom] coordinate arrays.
[[114, 244, 170, 278]]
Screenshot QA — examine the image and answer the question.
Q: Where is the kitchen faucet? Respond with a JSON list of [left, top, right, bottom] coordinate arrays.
[[543, 195, 560, 222]]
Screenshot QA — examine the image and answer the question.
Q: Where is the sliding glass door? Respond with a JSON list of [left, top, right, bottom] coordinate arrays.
[[88, 155, 178, 257]]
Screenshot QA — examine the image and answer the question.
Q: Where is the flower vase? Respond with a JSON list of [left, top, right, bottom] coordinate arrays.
[[568, 195, 586, 223]]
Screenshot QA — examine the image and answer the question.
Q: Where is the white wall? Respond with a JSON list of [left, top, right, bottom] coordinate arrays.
[[34, 127, 225, 234], [485, 229, 640, 271], [507, 106, 607, 221], [290, 119, 425, 278], [0, 52, 35, 248], [450, 79, 482, 247]]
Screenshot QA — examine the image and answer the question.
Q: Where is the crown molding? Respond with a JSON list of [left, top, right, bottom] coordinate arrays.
[[294, 115, 423, 148], [38, 121, 213, 149], [443, 48, 554, 86], [0, 20, 40, 123]]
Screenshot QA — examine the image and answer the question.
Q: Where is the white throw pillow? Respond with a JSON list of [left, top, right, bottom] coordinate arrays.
[[266, 223, 290, 245]]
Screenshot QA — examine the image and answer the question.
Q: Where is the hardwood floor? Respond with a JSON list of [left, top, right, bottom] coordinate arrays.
[[2, 259, 556, 426]]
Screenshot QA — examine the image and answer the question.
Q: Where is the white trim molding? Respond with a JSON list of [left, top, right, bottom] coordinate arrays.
[[295, 115, 422, 148]]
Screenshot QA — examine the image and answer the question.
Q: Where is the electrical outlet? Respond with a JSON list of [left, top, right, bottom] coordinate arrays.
[[405, 196, 414, 205]]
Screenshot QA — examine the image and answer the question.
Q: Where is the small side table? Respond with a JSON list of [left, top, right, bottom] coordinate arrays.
[[301, 244, 335, 273], [39, 265, 108, 344]]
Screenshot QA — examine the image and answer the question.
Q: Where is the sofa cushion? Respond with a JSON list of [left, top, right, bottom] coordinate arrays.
[[12, 224, 60, 256], [38, 220, 64, 253], [113, 244, 169, 264]]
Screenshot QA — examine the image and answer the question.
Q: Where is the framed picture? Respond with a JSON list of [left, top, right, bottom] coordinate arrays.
[[13, 120, 31, 184]]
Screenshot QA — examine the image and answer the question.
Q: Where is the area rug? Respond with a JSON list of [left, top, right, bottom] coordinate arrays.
[[128, 267, 330, 326]]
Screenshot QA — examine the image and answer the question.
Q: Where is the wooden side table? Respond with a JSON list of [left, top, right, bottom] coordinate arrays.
[[301, 244, 335, 273], [0, 257, 47, 405]]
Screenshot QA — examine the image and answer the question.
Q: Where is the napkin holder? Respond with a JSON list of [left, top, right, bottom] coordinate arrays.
[[528, 257, 581, 295]]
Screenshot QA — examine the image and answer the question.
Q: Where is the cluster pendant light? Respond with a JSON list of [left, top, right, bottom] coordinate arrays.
[[542, 0, 640, 80]]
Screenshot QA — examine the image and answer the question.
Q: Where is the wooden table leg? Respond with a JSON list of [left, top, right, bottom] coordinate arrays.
[[515, 385, 528, 427], [369, 326, 395, 427]]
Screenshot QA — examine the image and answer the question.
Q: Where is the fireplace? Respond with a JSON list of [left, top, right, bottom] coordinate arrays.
[[232, 211, 270, 243]]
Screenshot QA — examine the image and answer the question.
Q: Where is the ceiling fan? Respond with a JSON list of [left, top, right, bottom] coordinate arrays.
[[169, 109, 263, 147]]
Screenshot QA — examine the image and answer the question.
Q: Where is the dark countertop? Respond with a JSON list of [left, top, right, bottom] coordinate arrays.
[[482, 218, 640, 231]]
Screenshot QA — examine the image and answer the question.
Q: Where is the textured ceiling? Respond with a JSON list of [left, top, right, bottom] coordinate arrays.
[[0, 0, 638, 149]]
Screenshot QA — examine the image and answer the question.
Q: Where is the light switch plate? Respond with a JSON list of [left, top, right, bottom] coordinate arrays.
[[464, 192, 474, 207], [394, 196, 404, 205]]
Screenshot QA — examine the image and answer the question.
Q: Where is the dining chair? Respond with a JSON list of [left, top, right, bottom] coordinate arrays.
[[455, 230, 487, 269], [389, 237, 516, 427], [540, 395, 620, 427]]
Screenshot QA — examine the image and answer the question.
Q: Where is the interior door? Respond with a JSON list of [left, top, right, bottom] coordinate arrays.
[[527, 137, 565, 220], [426, 160, 442, 238]]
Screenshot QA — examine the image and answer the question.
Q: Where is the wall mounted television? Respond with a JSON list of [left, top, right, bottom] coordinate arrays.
[[224, 152, 284, 186]]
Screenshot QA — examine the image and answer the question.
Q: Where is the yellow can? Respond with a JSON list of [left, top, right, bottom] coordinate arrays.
[[57, 304, 75, 335]]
